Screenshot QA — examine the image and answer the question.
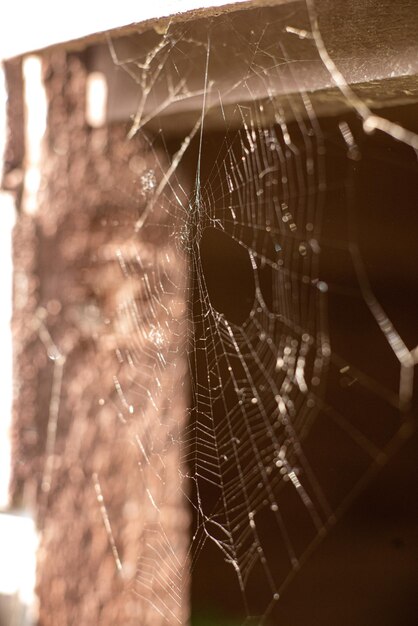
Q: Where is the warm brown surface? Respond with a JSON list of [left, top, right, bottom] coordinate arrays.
[[11, 51, 189, 625], [2, 58, 24, 205]]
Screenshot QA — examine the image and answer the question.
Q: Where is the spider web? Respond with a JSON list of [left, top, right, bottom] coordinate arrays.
[[31, 1, 418, 624]]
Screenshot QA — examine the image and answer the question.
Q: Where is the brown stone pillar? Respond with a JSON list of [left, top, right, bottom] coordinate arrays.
[[10, 51, 189, 625]]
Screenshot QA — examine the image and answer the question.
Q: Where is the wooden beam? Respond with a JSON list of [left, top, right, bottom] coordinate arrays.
[[85, 0, 418, 129], [0, 0, 275, 60]]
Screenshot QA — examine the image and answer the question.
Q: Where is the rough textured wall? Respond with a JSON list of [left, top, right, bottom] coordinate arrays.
[[10, 51, 189, 625]]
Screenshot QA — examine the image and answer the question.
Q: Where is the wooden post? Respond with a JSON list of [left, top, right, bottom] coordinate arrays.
[[10, 51, 189, 625]]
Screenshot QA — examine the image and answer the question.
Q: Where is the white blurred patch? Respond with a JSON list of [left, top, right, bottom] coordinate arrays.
[[86, 71, 108, 127], [22, 55, 47, 215], [0, 512, 38, 624], [0, 62, 36, 626]]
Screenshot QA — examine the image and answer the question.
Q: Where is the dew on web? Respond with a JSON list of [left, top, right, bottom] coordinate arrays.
[[87, 6, 418, 622]]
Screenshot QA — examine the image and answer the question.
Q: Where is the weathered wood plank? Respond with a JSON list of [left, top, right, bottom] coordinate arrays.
[[11, 51, 189, 625], [0, 0, 257, 60]]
